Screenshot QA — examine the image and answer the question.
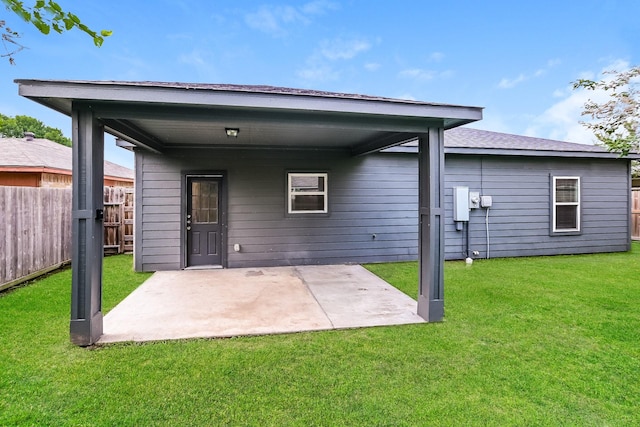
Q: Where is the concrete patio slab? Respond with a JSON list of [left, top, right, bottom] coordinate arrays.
[[99, 265, 424, 344]]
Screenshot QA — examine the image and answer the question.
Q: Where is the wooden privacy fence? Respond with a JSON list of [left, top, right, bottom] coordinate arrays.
[[0, 186, 72, 290], [104, 187, 134, 254], [633, 188, 640, 241], [1, 186, 134, 290]]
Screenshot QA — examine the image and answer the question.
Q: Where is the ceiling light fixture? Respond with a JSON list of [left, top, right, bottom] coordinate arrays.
[[225, 128, 239, 138]]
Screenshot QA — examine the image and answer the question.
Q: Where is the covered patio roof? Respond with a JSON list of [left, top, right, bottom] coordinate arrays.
[[16, 80, 482, 155], [15, 79, 482, 346]]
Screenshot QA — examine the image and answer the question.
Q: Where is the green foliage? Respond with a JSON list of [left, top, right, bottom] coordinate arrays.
[[573, 66, 640, 157], [0, 112, 71, 146], [0, 248, 639, 425], [1, 0, 111, 64]]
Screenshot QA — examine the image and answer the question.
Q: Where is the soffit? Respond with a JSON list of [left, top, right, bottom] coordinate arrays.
[[15, 80, 483, 154]]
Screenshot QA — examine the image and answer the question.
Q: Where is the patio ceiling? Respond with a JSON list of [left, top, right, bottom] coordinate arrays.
[[15, 80, 483, 156]]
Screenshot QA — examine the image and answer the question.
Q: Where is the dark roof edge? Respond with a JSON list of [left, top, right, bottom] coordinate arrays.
[[14, 79, 484, 110], [385, 145, 640, 160]]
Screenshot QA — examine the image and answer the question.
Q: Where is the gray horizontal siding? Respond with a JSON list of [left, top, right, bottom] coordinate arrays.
[[135, 149, 631, 271], [444, 155, 631, 260], [136, 149, 419, 271]]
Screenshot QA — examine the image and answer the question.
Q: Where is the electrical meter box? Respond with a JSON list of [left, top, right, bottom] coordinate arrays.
[[469, 191, 480, 209], [480, 195, 493, 208], [453, 186, 470, 221]]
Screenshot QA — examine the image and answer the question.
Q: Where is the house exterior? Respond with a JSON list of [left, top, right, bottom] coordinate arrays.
[[0, 134, 134, 187], [134, 127, 636, 272], [394, 127, 637, 259], [17, 79, 638, 346], [17, 79, 483, 344]]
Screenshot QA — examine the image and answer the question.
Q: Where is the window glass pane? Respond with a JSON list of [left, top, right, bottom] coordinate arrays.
[[556, 179, 578, 203], [291, 195, 324, 211], [556, 205, 578, 229], [291, 175, 324, 192], [288, 173, 327, 213]]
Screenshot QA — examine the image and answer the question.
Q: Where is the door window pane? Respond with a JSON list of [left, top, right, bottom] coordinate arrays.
[[191, 181, 218, 224]]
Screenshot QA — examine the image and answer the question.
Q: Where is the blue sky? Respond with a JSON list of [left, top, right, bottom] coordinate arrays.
[[2, 0, 639, 169]]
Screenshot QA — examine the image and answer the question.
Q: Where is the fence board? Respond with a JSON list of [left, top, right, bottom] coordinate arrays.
[[633, 188, 640, 241], [103, 187, 135, 254], [1, 185, 135, 290], [0, 186, 72, 290]]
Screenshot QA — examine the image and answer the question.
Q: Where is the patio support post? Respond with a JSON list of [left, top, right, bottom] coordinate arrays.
[[416, 128, 445, 322], [69, 103, 105, 346]]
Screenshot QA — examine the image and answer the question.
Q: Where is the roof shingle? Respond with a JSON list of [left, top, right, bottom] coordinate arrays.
[[388, 127, 639, 159], [444, 127, 608, 152], [0, 136, 134, 180]]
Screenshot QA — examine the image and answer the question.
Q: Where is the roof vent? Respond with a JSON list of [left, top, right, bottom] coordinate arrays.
[[24, 131, 35, 141]]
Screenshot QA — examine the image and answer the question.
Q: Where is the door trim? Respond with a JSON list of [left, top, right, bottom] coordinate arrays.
[[181, 172, 227, 269]]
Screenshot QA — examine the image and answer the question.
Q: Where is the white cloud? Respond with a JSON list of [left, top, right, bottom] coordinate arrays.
[[179, 50, 207, 66], [429, 52, 444, 62], [245, 2, 337, 37], [467, 113, 513, 135], [364, 62, 381, 71], [498, 73, 527, 89], [165, 32, 194, 42], [296, 63, 339, 82], [399, 68, 435, 80], [524, 60, 632, 144], [398, 68, 453, 81], [245, 5, 308, 36], [498, 59, 561, 89], [319, 38, 371, 60], [300, 0, 339, 15], [177, 49, 218, 79], [395, 93, 417, 101], [524, 91, 599, 144], [109, 53, 156, 80], [297, 36, 372, 84], [439, 69, 454, 79]]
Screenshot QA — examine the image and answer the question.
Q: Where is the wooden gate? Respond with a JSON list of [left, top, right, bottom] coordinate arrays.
[[633, 188, 640, 241], [104, 187, 134, 254]]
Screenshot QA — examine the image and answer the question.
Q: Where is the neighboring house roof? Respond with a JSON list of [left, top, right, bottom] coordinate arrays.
[[0, 136, 134, 180], [386, 127, 640, 159]]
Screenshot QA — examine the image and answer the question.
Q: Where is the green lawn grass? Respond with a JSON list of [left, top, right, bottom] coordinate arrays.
[[1, 245, 639, 426]]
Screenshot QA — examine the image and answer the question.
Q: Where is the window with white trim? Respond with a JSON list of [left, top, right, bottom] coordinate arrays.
[[288, 172, 328, 214], [552, 176, 580, 232]]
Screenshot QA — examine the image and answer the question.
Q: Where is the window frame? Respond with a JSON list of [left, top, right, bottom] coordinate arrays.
[[287, 172, 329, 215], [551, 176, 581, 234]]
